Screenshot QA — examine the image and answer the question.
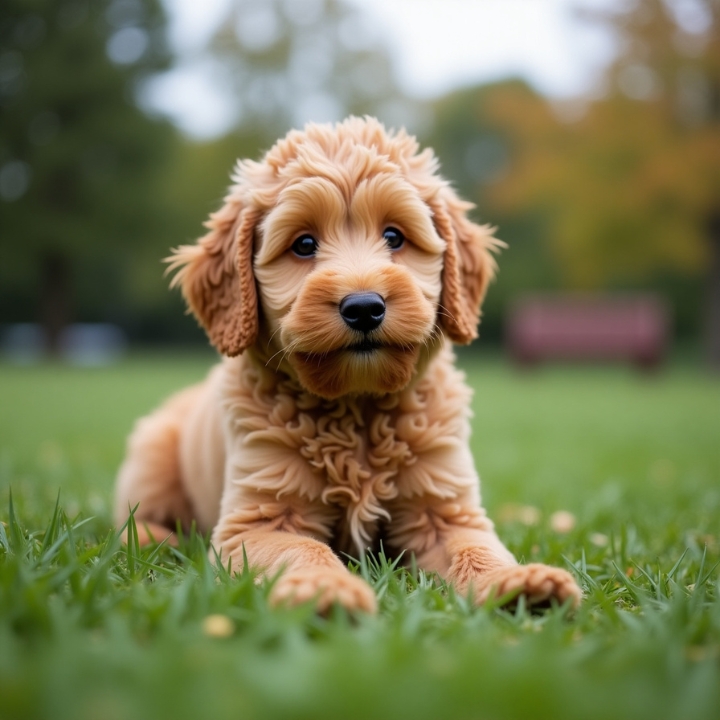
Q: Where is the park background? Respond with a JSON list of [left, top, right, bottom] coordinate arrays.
[[2, 0, 719, 361], [1, 2, 719, 720]]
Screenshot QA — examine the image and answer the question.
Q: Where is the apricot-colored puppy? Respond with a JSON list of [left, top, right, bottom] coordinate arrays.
[[116, 117, 581, 613]]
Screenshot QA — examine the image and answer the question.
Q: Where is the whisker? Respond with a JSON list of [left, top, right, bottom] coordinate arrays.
[[265, 325, 284, 351], [436, 303, 457, 323], [264, 348, 285, 368], [265, 337, 300, 369], [279, 339, 303, 368]]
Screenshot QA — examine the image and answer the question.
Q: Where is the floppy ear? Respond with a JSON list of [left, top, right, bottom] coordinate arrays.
[[431, 187, 502, 345], [167, 197, 262, 357]]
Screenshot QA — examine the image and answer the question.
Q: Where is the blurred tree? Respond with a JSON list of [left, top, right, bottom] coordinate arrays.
[[121, 131, 271, 345], [482, 0, 720, 361], [0, 0, 174, 352], [425, 80, 562, 342], [115, 0, 416, 345], [204, 0, 415, 140]]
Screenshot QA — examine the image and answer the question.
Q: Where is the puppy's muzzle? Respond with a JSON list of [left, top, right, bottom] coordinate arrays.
[[339, 292, 385, 333]]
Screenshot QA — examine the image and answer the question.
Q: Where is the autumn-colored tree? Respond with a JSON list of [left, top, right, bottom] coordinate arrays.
[[424, 80, 563, 341], [483, 0, 720, 362]]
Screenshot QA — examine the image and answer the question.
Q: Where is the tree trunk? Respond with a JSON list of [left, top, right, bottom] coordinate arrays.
[[704, 212, 720, 369], [40, 252, 71, 357]]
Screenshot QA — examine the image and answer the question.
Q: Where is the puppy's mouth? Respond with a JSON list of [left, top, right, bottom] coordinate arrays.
[[346, 338, 384, 354], [294, 339, 415, 362], [287, 334, 428, 398]]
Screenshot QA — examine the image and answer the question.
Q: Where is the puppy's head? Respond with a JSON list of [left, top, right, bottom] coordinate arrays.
[[169, 117, 501, 399]]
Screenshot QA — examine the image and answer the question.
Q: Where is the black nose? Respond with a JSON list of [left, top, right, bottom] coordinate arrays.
[[339, 292, 386, 333]]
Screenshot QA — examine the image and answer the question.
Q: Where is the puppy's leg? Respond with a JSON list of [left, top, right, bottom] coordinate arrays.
[[384, 351, 581, 608], [389, 496, 581, 608], [212, 501, 376, 614], [115, 386, 199, 546]]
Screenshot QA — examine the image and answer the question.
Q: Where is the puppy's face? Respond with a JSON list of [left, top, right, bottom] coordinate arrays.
[[255, 171, 444, 397], [169, 117, 500, 399]]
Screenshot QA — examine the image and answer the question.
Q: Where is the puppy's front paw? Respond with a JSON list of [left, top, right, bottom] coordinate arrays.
[[473, 563, 582, 609], [269, 567, 377, 614]]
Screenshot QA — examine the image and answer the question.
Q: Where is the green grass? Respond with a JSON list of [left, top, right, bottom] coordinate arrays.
[[1, 353, 719, 720]]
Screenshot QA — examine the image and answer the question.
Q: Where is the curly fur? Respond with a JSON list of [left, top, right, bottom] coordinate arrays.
[[115, 117, 581, 612]]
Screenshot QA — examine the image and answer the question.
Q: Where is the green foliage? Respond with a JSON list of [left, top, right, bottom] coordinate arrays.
[[208, 0, 411, 138], [0, 0, 421, 344], [0, 0, 177, 325], [0, 355, 719, 719]]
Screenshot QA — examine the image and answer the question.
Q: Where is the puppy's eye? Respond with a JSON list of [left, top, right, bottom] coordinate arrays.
[[292, 234, 318, 258], [383, 227, 405, 251]]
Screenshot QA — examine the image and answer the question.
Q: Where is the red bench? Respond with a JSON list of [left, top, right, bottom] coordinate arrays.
[[506, 294, 670, 368]]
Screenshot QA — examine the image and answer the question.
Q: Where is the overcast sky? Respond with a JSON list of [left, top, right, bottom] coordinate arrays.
[[149, 0, 616, 139]]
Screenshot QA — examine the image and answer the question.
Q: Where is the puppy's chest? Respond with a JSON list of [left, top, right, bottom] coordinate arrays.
[[239, 381, 441, 534], [278, 395, 433, 551], [299, 401, 413, 502], [226, 350, 470, 550]]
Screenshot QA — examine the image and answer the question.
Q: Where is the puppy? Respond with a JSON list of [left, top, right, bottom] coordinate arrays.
[[115, 117, 581, 613]]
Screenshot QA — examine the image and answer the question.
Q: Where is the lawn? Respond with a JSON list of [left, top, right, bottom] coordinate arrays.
[[1, 352, 719, 720]]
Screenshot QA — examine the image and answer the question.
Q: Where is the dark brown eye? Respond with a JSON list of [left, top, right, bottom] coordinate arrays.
[[383, 227, 405, 250], [292, 234, 317, 257]]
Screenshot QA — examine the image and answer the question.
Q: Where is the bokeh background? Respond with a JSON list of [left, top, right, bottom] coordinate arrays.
[[1, 0, 719, 363], [2, 8, 719, 717]]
